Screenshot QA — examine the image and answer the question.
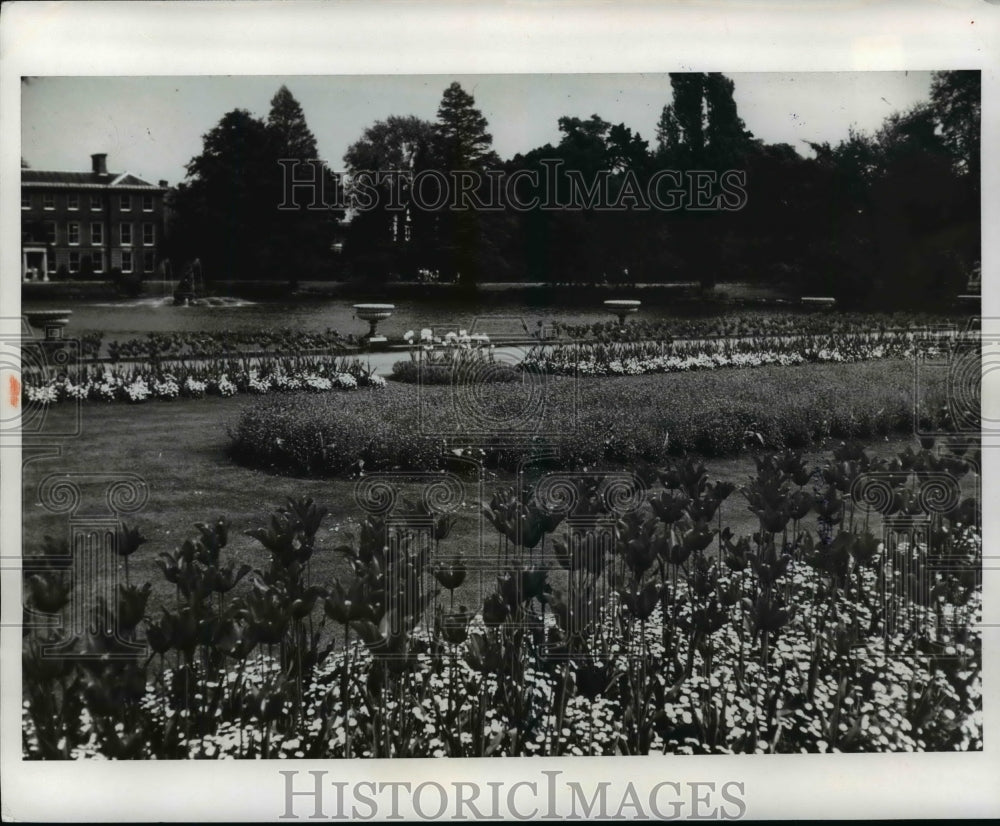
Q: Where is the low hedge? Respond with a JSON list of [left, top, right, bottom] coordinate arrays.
[[229, 359, 955, 476], [390, 359, 522, 385]]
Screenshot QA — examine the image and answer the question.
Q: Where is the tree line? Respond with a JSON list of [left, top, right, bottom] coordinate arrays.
[[165, 72, 980, 309]]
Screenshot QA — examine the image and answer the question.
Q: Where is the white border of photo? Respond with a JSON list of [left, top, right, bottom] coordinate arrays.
[[1, 1, 998, 821]]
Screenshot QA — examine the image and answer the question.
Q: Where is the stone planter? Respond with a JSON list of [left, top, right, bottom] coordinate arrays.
[[604, 299, 641, 327], [25, 309, 73, 340], [353, 304, 395, 347]]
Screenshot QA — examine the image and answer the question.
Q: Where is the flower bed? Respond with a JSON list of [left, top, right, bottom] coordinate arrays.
[[230, 359, 953, 474], [553, 311, 969, 344], [101, 328, 354, 362], [390, 328, 520, 385], [22, 442, 982, 758], [21, 356, 385, 405], [522, 330, 959, 377]]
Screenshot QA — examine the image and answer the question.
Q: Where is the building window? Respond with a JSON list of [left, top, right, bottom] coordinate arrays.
[[69, 252, 80, 273], [67, 193, 79, 210], [68, 223, 80, 246], [91, 252, 103, 273], [121, 251, 133, 273], [45, 222, 56, 244], [142, 194, 154, 211], [21, 192, 30, 210], [142, 223, 155, 246], [91, 194, 102, 210], [143, 251, 156, 273], [46, 256, 56, 274], [120, 224, 133, 245], [120, 194, 131, 211], [91, 223, 104, 245], [43, 193, 55, 210]]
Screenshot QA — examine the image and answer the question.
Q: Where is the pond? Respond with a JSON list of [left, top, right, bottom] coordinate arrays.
[[21, 291, 804, 341]]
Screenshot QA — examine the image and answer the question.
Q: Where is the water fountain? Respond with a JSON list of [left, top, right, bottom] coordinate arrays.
[[173, 259, 202, 306], [604, 299, 641, 328], [158, 259, 174, 302], [353, 304, 395, 348]]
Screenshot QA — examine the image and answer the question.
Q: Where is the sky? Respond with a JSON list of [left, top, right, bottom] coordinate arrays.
[[20, 72, 935, 186]]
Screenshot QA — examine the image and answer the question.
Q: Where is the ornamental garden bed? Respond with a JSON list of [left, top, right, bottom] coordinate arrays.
[[23, 436, 981, 757]]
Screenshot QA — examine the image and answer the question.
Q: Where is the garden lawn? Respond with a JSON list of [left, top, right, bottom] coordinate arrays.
[[22, 356, 943, 620]]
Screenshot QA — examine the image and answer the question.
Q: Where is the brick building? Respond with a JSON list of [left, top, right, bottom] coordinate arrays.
[[21, 153, 168, 281]]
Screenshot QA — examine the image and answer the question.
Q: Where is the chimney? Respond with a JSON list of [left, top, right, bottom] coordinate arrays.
[[158, 180, 168, 188], [91, 153, 108, 175]]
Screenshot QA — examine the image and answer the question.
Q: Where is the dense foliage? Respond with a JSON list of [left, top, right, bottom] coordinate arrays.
[[166, 86, 342, 284], [162, 72, 980, 311]]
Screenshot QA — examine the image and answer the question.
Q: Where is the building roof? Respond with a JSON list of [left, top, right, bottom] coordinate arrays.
[[22, 170, 166, 190]]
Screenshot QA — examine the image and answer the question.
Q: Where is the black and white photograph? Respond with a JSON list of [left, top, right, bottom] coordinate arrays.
[[2, 1, 998, 821]]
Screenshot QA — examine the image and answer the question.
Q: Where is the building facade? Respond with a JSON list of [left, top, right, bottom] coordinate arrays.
[[21, 153, 168, 281]]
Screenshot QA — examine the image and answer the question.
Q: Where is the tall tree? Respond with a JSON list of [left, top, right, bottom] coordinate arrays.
[[169, 90, 339, 285], [655, 73, 755, 289], [929, 70, 980, 184], [703, 73, 754, 168], [657, 72, 753, 168], [265, 85, 337, 286], [429, 83, 501, 286], [654, 104, 679, 161], [169, 109, 277, 281], [658, 74, 705, 166], [432, 82, 498, 171], [267, 84, 319, 159], [343, 115, 435, 280]]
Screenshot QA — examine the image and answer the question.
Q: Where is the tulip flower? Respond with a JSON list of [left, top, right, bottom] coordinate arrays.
[[26, 572, 71, 614], [116, 582, 152, 631], [434, 556, 468, 592]]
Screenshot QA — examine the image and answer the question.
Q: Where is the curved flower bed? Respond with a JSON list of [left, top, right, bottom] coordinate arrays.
[[554, 311, 969, 344], [522, 332, 952, 377]]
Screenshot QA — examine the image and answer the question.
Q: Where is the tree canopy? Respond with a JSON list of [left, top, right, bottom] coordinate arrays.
[[168, 87, 340, 285], [166, 72, 980, 308]]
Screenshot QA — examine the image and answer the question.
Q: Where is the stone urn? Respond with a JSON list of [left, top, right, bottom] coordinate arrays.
[[604, 299, 641, 327], [353, 303, 395, 346], [25, 309, 73, 340]]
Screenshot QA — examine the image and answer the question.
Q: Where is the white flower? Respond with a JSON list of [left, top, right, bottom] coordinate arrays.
[[125, 378, 150, 403], [183, 376, 207, 398]]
